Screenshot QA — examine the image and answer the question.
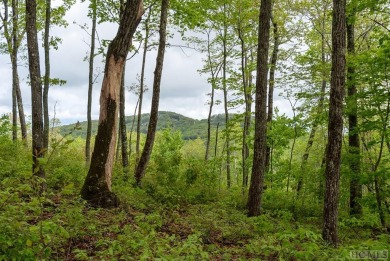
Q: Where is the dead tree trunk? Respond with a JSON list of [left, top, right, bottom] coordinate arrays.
[[134, 0, 169, 186], [80, 0, 144, 207]]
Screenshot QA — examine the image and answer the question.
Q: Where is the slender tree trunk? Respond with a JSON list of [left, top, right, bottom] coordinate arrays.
[[80, 0, 144, 207], [247, 0, 272, 217], [12, 73, 17, 141], [205, 31, 220, 161], [43, 0, 51, 149], [86, 0, 97, 164], [215, 122, 219, 157], [222, 3, 231, 188], [26, 0, 45, 179], [135, 0, 169, 186], [128, 98, 139, 160], [297, 13, 328, 195], [265, 17, 279, 171], [136, 9, 151, 164], [120, 63, 129, 170], [237, 25, 252, 188], [346, 9, 362, 216], [322, 0, 346, 247]]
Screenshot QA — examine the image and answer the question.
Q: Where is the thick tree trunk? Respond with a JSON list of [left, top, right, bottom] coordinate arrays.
[[81, 0, 144, 207], [322, 0, 346, 247], [346, 10, 362, 216], [247, 0, 272, 217], [136, 9, 151, 164], [134, 0, 169, 186], [43, 0, 51, 150], [265, 18, 279, 171], [26, 0, 45, 178], [86, 0, 97, 164]]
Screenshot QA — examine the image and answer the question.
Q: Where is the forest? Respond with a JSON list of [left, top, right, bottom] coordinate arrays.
[[0, 0, 390, 260]]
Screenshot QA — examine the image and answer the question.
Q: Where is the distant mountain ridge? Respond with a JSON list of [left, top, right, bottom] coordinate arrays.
[[59, 111, 226, 140]]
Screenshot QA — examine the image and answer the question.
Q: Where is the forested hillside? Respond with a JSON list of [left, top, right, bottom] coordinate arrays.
[[1, 0, 389, 260], [59, 111, 226, 140]]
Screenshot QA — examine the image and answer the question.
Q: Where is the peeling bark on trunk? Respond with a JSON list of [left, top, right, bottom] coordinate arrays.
[[135, 0, 169, 186], [81, 0, 144, 207], [322, 0, 346, 247], [247, 0, 272, 217], [26, 0, 45, 179]]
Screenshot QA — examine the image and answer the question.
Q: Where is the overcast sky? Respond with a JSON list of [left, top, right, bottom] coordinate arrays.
[[0, 1, 290, 125]]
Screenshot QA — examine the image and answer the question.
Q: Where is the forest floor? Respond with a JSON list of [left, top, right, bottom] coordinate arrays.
[[2, 176, 389, 261]]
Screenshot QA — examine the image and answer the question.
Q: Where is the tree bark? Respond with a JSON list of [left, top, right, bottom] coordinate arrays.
[[346, 9, 362, 216], [222, 3, 231, 188], [81, 0, 144, 207], [43, 0, 51, 150], [247, 0, 272, 217], [26, 0, 45, 178], [136, 9, 151, 164], [322, 0, 346, 247], [205, 30, 221, 161], [135, 0, 169, 186], [119, 63, 129, 170], [265, 17, 279, 171], [237, 24, 252, 189], [85, 0, 97, 164], [13, 0, 27, 142]]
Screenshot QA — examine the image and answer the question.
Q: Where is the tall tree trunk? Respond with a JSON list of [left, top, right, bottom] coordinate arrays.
[[85, 0, 97, 164], [43, 0, 51, 149], [215, 122, 219, 157], [26, 0, 45, 179], [205, 31, 220, 161], [222, 2, 231, 189], [135, 0, 169, 186], [247, 0, 272, 217], [120, 63, 129, 170], [238, 25, 252, 189], [128, 98, 139, 160], [265, 17, 279, 171], [346, 9, 362, 216], [80, 0, 144, 207], [12, 73, 17, 141], [136, 9, 151, 164], [322, 0, 346, 247], [297, 10, 328, 195]]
